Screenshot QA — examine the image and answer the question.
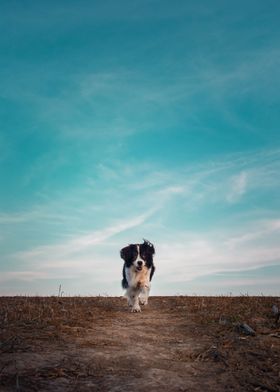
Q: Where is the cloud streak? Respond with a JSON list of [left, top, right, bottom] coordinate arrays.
[[16, 208, 158, 263], [1, 148, 280, 294], [226, 171, 248, 203], [157, 218, 280, 283]]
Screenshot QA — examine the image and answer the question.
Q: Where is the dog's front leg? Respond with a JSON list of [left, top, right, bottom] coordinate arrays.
[[127, 287, 141, 312], [139, 284, 150, 306]]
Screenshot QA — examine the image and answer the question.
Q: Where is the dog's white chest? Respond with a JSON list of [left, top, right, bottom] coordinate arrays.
[[126, 266, 150, 289]]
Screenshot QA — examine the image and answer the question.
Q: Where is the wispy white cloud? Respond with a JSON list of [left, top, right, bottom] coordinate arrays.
[[15, 207, 158, 263], [0, 271, 48, 283], [205, 277, 280, 288], [226, 171, 248, 203], [225, 219, 280, 248], [1, 148, 280, 294], [5, 217, 280, 295], [3, 147, 278, 227], [156, 218, 280, 284], [0, 210, 64, 224]]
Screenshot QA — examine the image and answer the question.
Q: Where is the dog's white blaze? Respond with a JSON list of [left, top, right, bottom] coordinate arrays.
[[135, 244, 142, 263]]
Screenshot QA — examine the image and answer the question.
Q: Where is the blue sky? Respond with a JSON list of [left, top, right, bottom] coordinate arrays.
[[1, 0, 280, 296]]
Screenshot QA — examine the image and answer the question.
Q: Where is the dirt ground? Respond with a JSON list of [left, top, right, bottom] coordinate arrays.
[[0, 296, 279, 392]]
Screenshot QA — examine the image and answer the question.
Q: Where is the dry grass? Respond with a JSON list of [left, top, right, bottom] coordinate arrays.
[[0, 296, 279, 391]]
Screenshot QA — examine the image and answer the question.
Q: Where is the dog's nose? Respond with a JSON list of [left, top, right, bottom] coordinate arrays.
[[137, 260, 143, 266]]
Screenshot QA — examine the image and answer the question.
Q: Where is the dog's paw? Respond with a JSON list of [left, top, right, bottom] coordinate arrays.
[[131, 304, 141, 313], [139, 298, 148, 306]]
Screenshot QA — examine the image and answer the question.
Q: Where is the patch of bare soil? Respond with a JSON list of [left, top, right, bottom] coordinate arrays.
[[0, 296, 279, 391]]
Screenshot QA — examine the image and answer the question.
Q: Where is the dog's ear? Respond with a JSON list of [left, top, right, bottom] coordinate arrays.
[[142, 239, 155, 255], [120, 245, 132, 261]]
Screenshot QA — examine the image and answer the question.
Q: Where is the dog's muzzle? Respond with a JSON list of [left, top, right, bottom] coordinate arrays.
[[136, 260, 143, 271]]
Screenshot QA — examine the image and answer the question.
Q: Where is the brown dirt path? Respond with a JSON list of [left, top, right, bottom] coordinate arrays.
[[0, 296, 279, 391]]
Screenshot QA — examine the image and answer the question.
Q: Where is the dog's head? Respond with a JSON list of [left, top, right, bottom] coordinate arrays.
[[120, 239, 155, 271]]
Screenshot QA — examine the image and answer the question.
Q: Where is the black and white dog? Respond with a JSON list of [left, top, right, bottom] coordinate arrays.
[[120, 239, 155, 312]]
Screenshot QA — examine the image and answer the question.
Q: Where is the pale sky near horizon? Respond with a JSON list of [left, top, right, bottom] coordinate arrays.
[[1, 0, 280, 296]]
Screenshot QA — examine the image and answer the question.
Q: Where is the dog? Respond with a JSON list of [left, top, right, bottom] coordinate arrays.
[[120, 239, 155, 312]]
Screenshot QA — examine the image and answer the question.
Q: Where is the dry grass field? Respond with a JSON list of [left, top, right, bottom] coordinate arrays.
[[0, 296, 279, 391]]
